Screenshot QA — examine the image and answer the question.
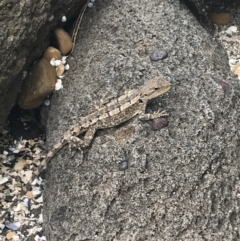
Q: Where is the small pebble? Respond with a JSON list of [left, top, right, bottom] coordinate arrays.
[[61, 16, 67, 22], [227, 26, 238, 33], [119, 160, 128, 171], [44, 99, 50, 106], [229, 58, 237, 65], [88, 2, 94, 8], [150, 50, 168, 61], [61, 56, 68, 64], [65, 64, 70, 70], [152, 117, 169, 130], [55, 79, 63, 90], [6, 231, 17, 240]]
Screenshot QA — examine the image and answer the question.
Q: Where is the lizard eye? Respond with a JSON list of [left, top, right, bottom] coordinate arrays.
[[154, 88, 159, 90]]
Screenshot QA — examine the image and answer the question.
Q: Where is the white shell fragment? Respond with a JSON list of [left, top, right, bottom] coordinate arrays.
[[0, 175, 9, 184], [55, 79, 63, 90], [61, 15, 67, 22], [23, 197, 30, 207]]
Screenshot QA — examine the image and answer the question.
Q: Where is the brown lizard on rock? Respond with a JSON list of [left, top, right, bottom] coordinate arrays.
[[1, 76, 171, 220], [36, 76, 171, 179]]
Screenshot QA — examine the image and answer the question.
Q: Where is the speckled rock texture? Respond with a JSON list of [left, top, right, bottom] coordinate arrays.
[[43, 0, 240, 240], [0, 0, 86, 131]]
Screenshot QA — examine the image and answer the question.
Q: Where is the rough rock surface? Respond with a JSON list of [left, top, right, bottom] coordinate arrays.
[[0, 0, 86, 131], [43, 0, 240, 240]]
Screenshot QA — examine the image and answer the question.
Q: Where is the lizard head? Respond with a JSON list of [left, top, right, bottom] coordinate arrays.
[[139, 77, 171, 99]]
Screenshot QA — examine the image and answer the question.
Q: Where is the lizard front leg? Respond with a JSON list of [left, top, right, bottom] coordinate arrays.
[[138, 99, 168, 120], [139, 110, 168, 120]]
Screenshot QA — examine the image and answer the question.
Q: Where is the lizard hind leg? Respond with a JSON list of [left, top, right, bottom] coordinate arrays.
[[68, 136, 84, 150], [83, 127, 96, 147], [139, 110, 168, 120]]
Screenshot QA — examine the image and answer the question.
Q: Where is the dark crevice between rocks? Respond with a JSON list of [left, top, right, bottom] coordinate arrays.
[[2, 7, 86, 145], [6, 105, 45, 140], [180, 0, 239, 33]]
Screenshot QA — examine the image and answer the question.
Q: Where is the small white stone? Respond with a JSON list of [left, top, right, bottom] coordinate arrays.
[[55, 79, 63, 90], [61, 15, 67, 22], [88, 2, 94, 8], [65, 64, 70, 70], [227, 26, 238, 33], [39, 214, 43, 223], [0, 175, 9, 185], [12, 236, 20, 241], [44, 99, 50, 106], [61, 56, 68, 64], [229, 58, 237, 65], [3, 151, 8, 155], [48, 14, 54, 22]]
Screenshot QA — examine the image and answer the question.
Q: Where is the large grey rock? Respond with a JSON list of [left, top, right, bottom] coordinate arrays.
[[43, 0, 240, 240], [0, 0, 86, 131]]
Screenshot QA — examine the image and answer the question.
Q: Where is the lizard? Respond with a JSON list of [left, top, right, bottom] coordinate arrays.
[[1, 76, 171, 220]]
